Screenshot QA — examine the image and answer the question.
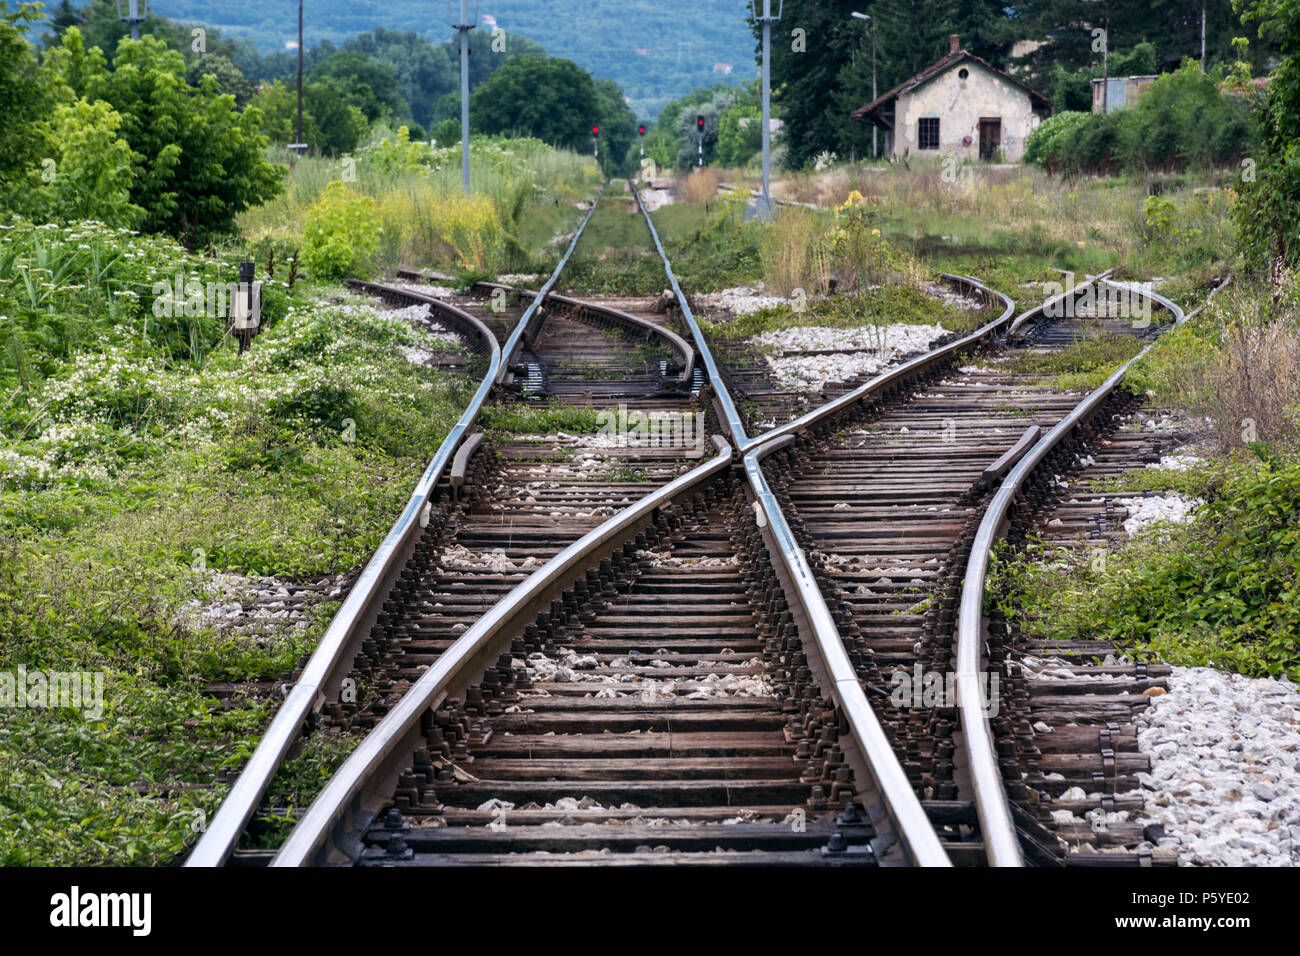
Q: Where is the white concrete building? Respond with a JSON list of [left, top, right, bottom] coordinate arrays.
[[852, 36, 1051, 163]]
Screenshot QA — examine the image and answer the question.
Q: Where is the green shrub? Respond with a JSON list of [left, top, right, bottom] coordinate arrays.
[[300, 181, 382, 279]]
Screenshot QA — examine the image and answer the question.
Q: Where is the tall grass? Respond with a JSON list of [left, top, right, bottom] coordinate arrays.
[[239, 137, 599, 276], [680, 168, 723, 206]]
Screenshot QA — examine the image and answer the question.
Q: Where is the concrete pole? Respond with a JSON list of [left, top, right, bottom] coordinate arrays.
[[296, 0, 304, 151], [760, 0, 772, 218], [460, 0, 471, 196]]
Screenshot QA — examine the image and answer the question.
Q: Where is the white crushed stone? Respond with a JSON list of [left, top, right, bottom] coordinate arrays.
[[439, 545, 538, 573], [1116, 493, 1203, 535], [392, 282, 457, 300], [497, 274, 541, 286], [178, 570, 346, 634], [922, 281, 984, 312], [1137, 667, 1300, 866], [639, 188, 675, 212], [694, 283, 790, 317], [1147, 453, 1203, 472], [752, 323, 949, 392]]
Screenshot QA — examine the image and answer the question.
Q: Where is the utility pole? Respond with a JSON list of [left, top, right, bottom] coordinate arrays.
[[753, 0, 783, 220], [296, 0, 304, 150], [1201, 0, 1207, 69], [852, 12, 877, 160], [452, 0, 476, 196], [117, 0, 146, 41]]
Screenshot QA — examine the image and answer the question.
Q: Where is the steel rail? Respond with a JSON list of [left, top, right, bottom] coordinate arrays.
[[271, 435, 734, 866], [743, 439, 953, 866], [956, 284, 1185, 867], [475, 281, 696, 387], [749, 274, 1016, 448], [493, 189, 605, 383], [187, 187, 605, 867], [631, 182, 751, 450]]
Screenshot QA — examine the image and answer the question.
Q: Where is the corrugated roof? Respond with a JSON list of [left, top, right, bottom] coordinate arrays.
[[851, 49, 1051, 122]]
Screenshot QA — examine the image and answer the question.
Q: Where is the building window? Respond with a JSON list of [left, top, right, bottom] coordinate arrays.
[[918, 117, 940, 150]]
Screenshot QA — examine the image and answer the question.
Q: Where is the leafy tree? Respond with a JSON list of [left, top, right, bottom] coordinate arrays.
[[304, 82, 369, 154], [716, 103, 762, 166], [0, 3, 57, 211], [311, 49, 407, 124], [469, 55, 599, 153], [186, 53, 253, 107], [1234, 0, 1300, 265], [594, 77, 636, 176], [57, 31, 282, 243], [27, 98, 142, 225], [343, 27, 455, 129]]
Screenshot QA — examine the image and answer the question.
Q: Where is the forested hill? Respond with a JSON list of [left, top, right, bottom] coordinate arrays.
[[153, 0, 756, 118]]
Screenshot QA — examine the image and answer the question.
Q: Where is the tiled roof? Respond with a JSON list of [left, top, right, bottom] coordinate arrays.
[[851, 49, 1051, 120]]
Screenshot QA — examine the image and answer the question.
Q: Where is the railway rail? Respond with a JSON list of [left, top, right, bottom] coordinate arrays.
[[191, 179, 1209, 867]]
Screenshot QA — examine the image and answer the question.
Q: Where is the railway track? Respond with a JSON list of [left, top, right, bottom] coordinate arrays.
[[190, 177, 1211, 867]]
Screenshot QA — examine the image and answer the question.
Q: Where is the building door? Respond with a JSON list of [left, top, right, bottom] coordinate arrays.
[[978, 118, 1001, 161]]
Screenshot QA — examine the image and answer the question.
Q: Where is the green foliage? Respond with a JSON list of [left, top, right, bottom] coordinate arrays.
[[469, 55, 601, 157], [1234, 0, 1300, 266], [716, 102, 763, 167], [1022, 110, 1091, 168], [35, 29, 286, 244], [25, 98, 143, 227], [0, 284, 471, 864], [1027, 63, 1251, 176], [310, 49, 407, 125], [185, 53, 253, 107], [300, 182, 381, 279], [995, 457, 1300, 680], [0, 3, 58, 213]]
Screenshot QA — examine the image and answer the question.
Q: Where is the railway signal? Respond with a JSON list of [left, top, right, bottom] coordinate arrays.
[[696, 114, 704, 168], [232, 259, 262, 355], [638, 123, 646, 158], [592, 124, 599, 160]]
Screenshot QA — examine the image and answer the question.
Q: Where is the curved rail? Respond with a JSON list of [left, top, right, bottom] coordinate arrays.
[[187, 187, 605, 867], [743, 439, 952, 866], [271, 436, 734, 866], [956, 282, 1187, 867], [752, 274, 1016, 448], [476, 281, 696, 388], [631, 182, 751, 449]]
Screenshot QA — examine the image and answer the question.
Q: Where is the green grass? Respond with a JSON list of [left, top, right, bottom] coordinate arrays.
[[560, 195, 763, 295], [997, 331, 1146, 391], [477, 400, 603, 435]]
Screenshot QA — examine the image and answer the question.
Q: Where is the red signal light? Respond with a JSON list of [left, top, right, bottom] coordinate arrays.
[[696, 114, 705, 130], [592, 125, 600, 136]]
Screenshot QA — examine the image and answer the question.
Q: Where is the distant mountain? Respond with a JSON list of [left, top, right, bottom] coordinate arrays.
[[152, 0, 757, 119]]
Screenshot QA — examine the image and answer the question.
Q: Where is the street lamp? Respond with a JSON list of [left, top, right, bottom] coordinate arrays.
[[751, 0, 783, 220], [450, 0, 479, 196], [851, 11, 877, 161], [115, 0, 147, 41]]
